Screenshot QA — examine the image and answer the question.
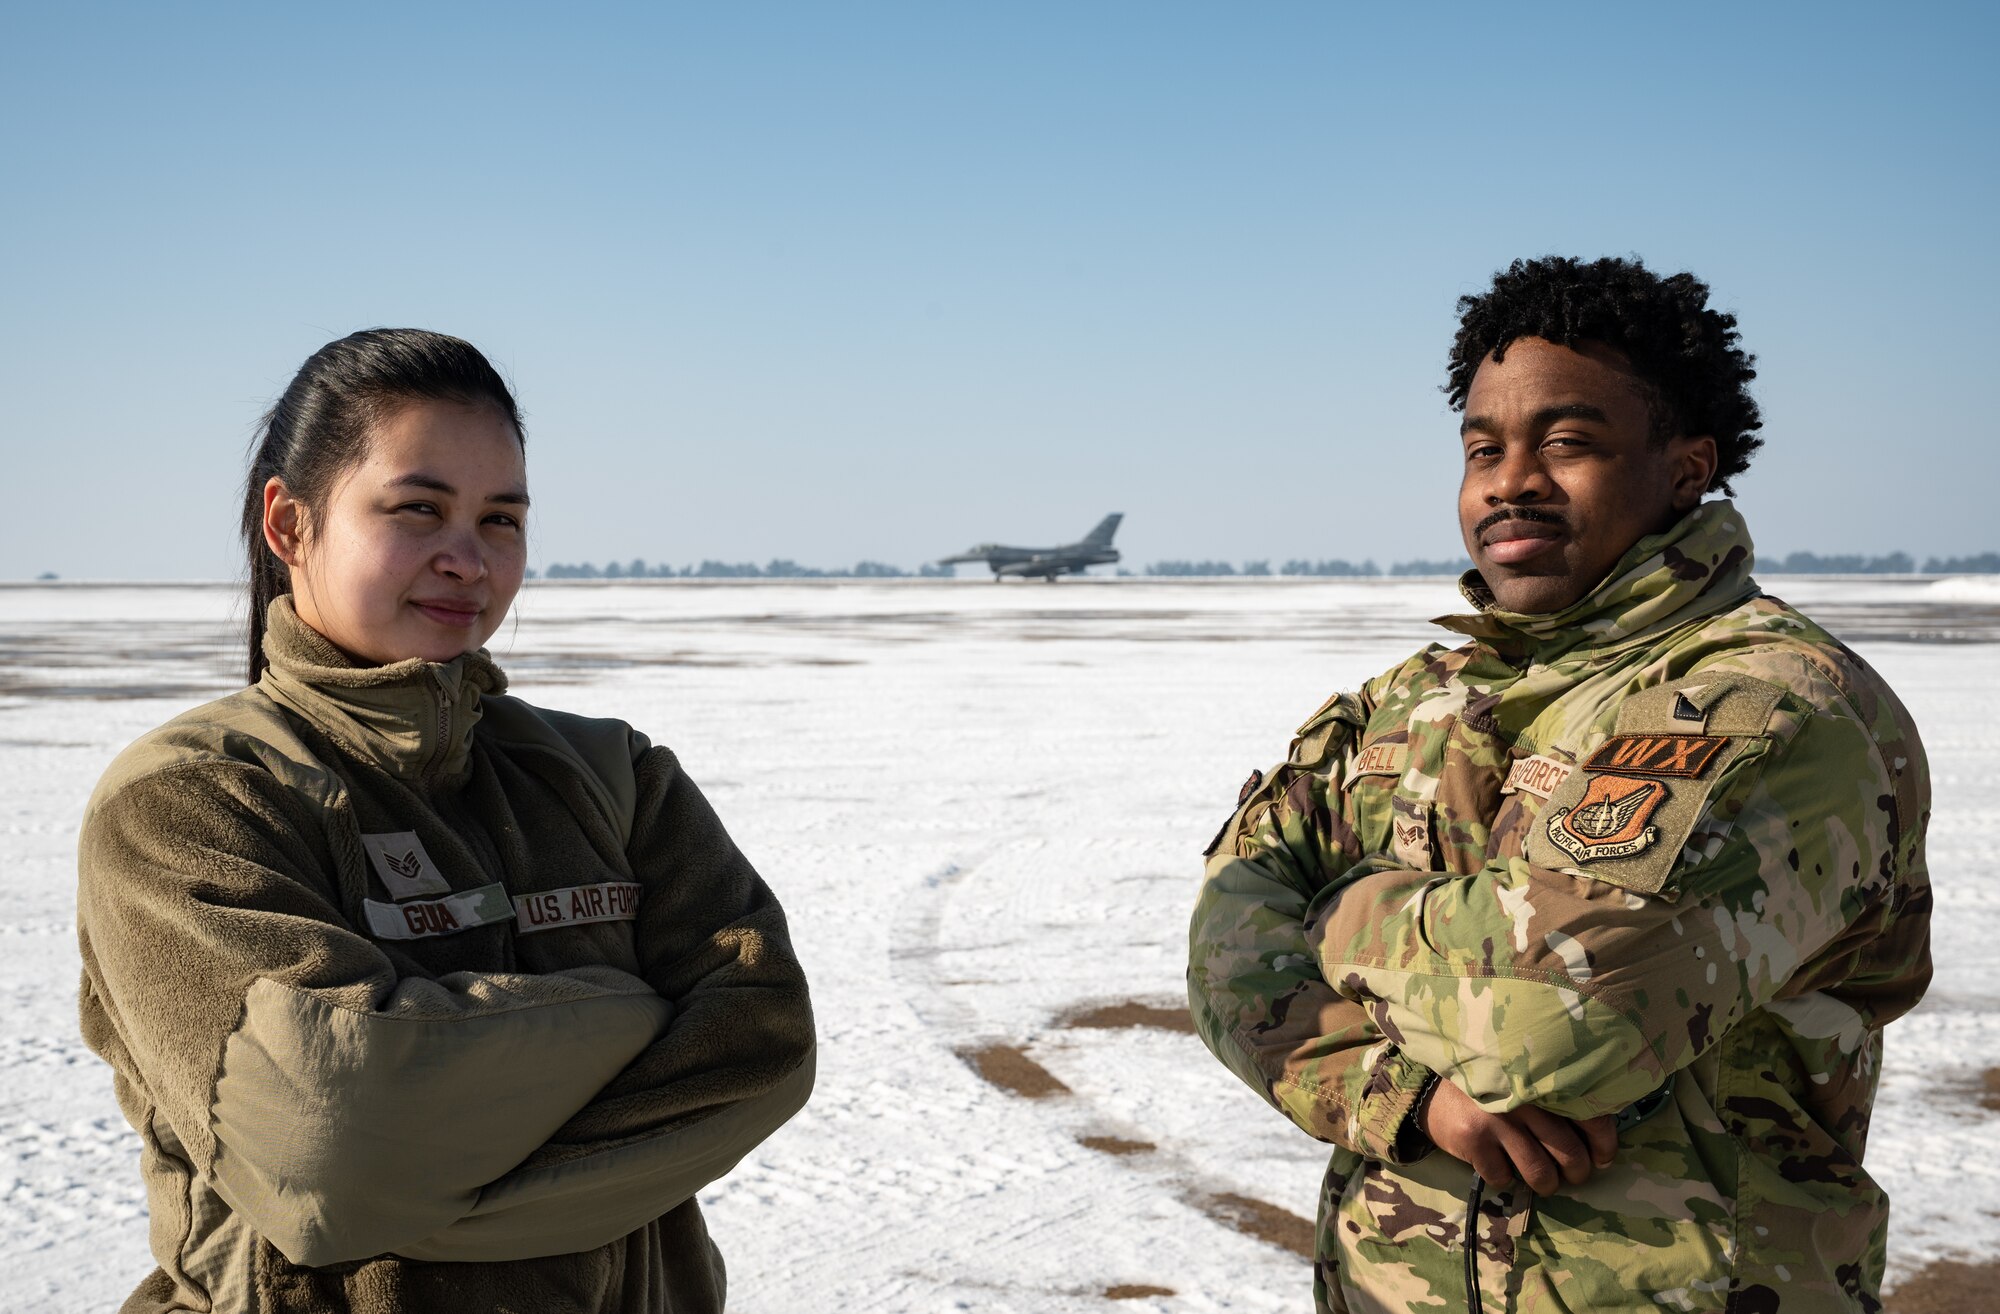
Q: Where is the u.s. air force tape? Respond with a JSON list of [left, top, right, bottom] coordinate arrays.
[[514, 882, 644, 934]]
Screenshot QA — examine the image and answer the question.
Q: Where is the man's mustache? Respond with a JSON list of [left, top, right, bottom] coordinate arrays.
[[1473, 507, 1569, 538]]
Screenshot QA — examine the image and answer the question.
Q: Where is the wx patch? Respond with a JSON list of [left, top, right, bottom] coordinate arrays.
[[1545, 776, 1667, 863], [1584, 734, 1728, 778]]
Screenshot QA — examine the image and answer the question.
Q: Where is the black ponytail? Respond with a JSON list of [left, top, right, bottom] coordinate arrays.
[[240, 329, 523, 683]]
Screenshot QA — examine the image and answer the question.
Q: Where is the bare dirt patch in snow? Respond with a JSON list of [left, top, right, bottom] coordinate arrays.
[[1079, 1136, 1156, 1156], [1885, 1259, 2000, 1313], [1980, 1069, 2000, 1113], [1198, 1192, 1316, 1259], [961, 1043, 1071, 1098], [1060, 1001, 1195, 1033], [1103, 1284, 1176, 1300]]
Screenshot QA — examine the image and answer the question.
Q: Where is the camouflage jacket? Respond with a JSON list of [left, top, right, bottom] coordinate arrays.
[[1188, 502, 1931, 1313]]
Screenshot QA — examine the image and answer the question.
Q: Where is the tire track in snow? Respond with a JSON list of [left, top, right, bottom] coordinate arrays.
[[884, 846, 1317, 1288], [885, 856, 985, 1038]]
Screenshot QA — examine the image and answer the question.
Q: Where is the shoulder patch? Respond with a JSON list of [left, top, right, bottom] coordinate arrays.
[[1291, 692, 1366, 768], [1545, 776, 1667, 862], [1613, 675, 1786, 738], [1583, 734, 1727, 778], [1525, 674, 1787, 897]]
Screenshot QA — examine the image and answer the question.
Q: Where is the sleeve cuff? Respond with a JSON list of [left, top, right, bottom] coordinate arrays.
[[1352, 1049, 1437, 1164]]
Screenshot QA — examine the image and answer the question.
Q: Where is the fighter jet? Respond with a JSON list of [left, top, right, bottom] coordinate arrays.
[[939, 514, 1123, 581]]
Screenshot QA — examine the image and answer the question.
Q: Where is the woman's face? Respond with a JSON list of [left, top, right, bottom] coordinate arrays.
[[266, 400, 529, 666]]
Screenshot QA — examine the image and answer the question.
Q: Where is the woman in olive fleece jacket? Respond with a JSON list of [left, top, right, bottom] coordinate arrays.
[[76, 330, 815, 1314]]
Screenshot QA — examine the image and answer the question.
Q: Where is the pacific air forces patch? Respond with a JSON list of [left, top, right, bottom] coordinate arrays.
[[1546, 775, 1666, 862], [1526, 675, 1787, 897]]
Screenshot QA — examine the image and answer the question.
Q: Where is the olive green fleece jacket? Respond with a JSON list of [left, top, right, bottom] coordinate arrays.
[[77, 598, 816, 1314]]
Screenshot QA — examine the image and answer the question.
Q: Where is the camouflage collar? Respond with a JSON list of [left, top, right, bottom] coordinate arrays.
[[1435, 500, 1759, 660], [257, 596, 507, 784]]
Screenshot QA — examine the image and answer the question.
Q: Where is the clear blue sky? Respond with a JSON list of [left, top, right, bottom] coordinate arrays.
[[3, 2, 1994, 579]]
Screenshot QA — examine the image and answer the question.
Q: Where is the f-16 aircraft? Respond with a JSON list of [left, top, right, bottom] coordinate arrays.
[[939, 514, 1123, 581]]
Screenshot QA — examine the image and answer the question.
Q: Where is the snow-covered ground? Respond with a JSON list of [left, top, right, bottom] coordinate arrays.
[[2, 577, 1994, 1311]]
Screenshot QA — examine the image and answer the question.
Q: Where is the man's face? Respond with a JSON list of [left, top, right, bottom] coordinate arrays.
[[1457, 337, 1717, 614]]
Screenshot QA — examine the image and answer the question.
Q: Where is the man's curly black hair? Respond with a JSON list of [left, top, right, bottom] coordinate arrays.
[[1446, 255, 1762, 493]]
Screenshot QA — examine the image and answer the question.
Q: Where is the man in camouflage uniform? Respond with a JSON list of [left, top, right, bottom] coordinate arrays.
[[1189, 256, 1930, 1313]]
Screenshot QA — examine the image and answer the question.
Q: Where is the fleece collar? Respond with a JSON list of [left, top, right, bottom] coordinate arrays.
[[1434, 500, 1760, 663], [257, 597, 506, 784]]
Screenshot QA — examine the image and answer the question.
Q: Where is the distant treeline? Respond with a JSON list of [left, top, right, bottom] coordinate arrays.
[[1771, 551, 2000, 574], [536, 558, 953, 580], [528, 550, 2000, 582], [1146, 551, 2000, 577]]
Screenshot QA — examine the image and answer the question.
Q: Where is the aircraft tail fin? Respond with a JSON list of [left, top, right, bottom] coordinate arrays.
[[1082, 513, 1123, 547]]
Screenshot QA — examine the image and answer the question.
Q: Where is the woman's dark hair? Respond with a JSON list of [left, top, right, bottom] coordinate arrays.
[[240, 328, 524, 682], [1445, 256, 1763, 493]]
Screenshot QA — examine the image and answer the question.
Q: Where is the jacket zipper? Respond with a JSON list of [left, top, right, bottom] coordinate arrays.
[[427, 667, 455, 780]]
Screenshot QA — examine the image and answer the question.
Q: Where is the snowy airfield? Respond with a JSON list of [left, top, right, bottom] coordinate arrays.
[[3, 576, 1997, 1312]]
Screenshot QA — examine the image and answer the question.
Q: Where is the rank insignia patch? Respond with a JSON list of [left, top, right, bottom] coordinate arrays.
[[360, 831, 452, 898], [1583, 733, 1728, 778], [1390, 796, 1434, 869], [1546, 775, 1667, 863]]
